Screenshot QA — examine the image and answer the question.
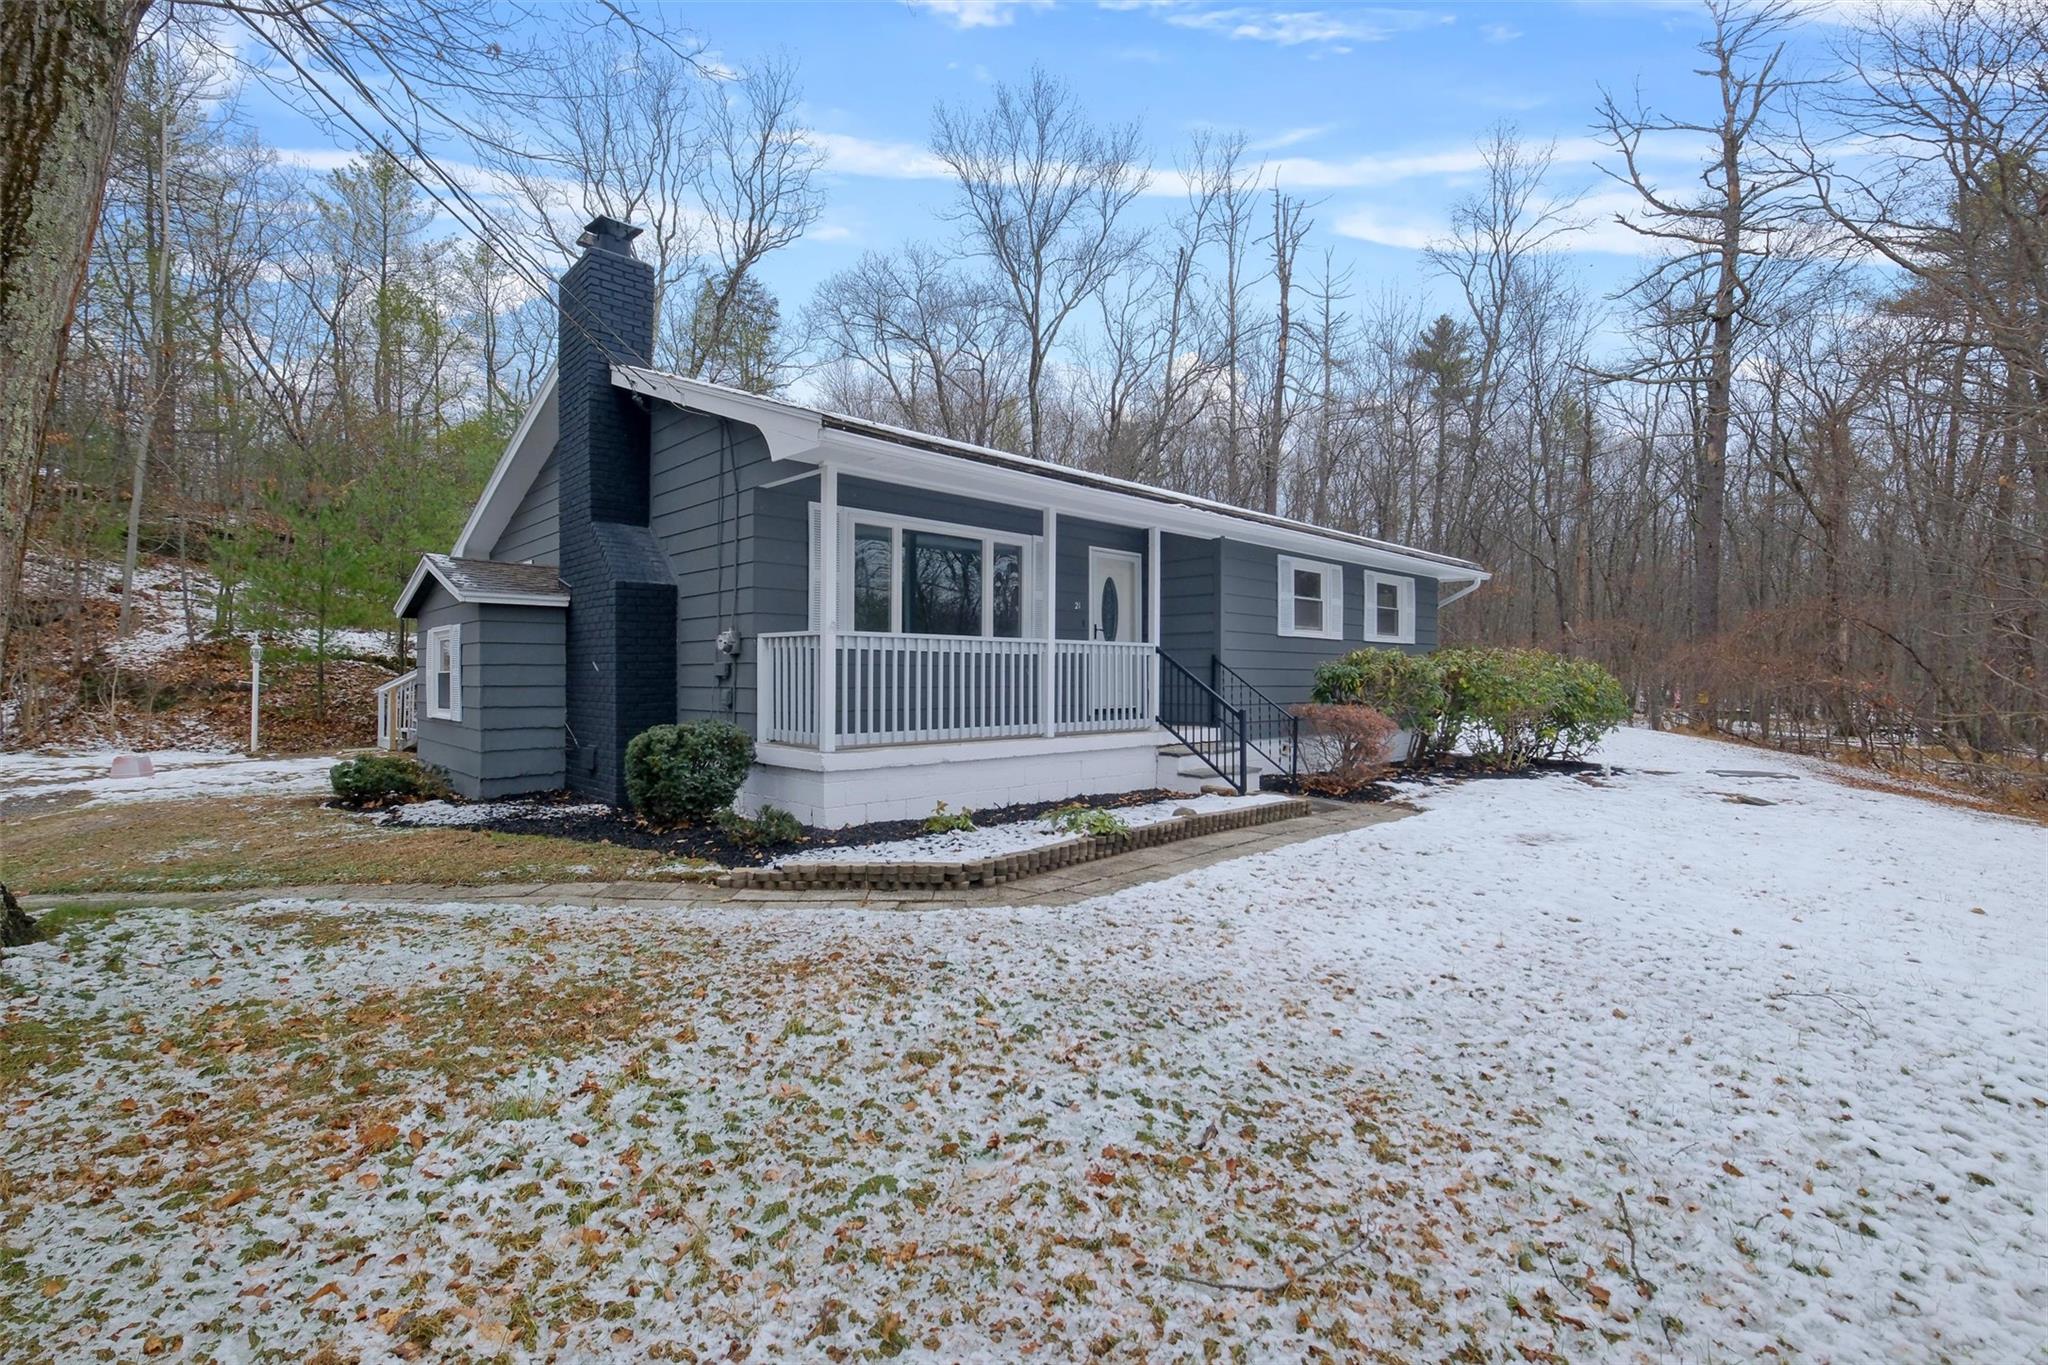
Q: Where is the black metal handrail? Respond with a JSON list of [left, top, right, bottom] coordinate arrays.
[[1210, 656, 1300, 780], [1157, 652, 1248, 793]]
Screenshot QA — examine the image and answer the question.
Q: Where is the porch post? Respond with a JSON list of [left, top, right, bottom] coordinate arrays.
[[1041, 507, 1058, 737], [818, 463, 839, 753], [1147, 523, 1162, 722]]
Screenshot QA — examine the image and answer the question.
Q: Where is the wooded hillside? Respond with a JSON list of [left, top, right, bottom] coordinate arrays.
[[5, 0, 2040, 795]]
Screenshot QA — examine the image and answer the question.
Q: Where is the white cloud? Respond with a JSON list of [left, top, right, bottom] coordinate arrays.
[[1145, 4, 1452, 47], [907, 0, 1053, 28], [1479, 22, 1521, 43], [1248, 123, 1338, 151], [806, 131, 955, 181]]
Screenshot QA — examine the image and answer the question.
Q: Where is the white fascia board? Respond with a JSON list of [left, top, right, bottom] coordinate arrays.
[[819, 428, 1488, 583], [611, 365, 823, 462], [453, 370, 558, 558]]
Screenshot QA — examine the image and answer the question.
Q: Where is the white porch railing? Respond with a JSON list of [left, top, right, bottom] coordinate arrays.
[[376, 670, 418, 751], [758, 633, 1155, 748]]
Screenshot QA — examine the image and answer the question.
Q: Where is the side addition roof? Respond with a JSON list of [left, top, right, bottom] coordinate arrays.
[[396, 553, 569, 618]]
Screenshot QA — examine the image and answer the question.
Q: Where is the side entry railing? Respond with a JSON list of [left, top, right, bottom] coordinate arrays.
[[1210, 656, 1299, 780], [1157, 652, 1248, 793]]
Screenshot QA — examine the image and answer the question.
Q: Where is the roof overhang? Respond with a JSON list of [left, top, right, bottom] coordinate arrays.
[[452, 369, 558, 559], [817, 427, 1485, 582], [612, 365, 823, 462], [604, 367, 1486, 586], [395, 556, 571, 619]]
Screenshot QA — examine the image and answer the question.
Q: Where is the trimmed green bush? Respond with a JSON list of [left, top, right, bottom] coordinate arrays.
[[330, 754, 451, 807], [713, 804, 804, 847], [1310, 646, 1629, 770], [1311, 648, 1447, 761], [625, 721, 754, 825]]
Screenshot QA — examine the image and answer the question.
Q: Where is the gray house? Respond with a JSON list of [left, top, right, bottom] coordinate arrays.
[[391, 217, 1488, 826]]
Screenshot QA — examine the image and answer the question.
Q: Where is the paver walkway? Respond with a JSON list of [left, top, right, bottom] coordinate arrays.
[[43, 797, 1412, 911]]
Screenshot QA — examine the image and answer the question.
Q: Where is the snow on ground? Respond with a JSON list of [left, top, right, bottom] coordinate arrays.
[[778, 791, 1294, 866], [0, 748, 337, 808], [383, 798, 614, 828], [0, 727, 2041, 1362]]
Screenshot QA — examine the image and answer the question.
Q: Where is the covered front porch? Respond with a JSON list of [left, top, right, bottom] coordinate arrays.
[[754, 462, 1165, 753]]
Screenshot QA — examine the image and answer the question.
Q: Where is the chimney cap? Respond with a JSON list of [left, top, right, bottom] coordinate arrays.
[[577, 215, 643, 255]]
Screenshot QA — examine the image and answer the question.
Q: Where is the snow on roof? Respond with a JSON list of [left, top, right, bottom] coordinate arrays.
[[396, 554, 568, 618], [611, 365, 1488, 580]]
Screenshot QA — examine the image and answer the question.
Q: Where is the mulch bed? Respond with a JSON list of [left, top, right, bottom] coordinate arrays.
[[416, 787, 1192, 869], [1265, 754, 1612, 804]]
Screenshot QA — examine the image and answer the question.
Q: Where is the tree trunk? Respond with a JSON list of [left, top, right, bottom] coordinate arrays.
[[0, 0, 150, 705]]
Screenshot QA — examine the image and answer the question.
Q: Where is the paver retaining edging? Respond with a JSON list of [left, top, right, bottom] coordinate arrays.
[[717, 797, 1314, 892]]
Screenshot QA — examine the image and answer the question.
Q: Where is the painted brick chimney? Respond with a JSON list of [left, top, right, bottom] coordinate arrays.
[[556, 215, 676, 804]]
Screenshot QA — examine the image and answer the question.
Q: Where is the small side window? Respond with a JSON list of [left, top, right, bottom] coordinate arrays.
[[1362, 574, 1415, 644], [1277, 556, 1342, 639], [425, 624, 462, 721]]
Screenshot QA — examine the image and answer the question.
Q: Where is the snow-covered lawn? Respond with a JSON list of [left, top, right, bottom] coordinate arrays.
[[382, 798, 614, 828], [778, 791, 1294, 866], [1, 727, 2041, 1361], [0, 748, 337, 808]]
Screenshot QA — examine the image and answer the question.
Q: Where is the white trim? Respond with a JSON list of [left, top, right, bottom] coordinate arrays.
[[820, 426, 1483, 584], [754, 726, 1167, 773], [1086, 547, 1142, 643], [612, 364, 823, 462], [452, 370, 558, 559], [1361, 571, 1417, 645], [424, 624, 462, 721], [395, 556, 568, 618], [1146, 524, 1162, 713], [817, 464, 839, 754], [822, 505, 1042, 641], [600, 367, 1486, 583], [1277, 555, 1344, 640]]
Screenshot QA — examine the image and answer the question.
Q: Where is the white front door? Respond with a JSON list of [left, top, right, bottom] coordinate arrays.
[[1089, 550, 1140, 642], [1087, 549, 1143, 719]]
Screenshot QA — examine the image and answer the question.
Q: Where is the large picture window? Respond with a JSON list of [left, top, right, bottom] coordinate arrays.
[[822, 509, 1041, 639], [1276, 555, 1343, 640]]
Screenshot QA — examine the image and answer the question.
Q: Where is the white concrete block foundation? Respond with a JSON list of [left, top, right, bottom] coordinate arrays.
[[739, 731, 1168, 828]]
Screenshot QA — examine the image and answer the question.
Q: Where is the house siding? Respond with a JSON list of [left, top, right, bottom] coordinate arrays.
[[489, 446, 559, 565], [1160, 533, 1220, 666], [650, 407, 808, 739], [412, 582, 567, 799], [1213, 539, 1439, 705]]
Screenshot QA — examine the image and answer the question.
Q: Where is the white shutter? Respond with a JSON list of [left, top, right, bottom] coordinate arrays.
[[447, 623, 462, 722], [808, 502, 822, 632], [1276, 555, 1295, 635]]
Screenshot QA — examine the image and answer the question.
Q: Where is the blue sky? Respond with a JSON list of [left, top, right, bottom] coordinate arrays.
[[251, 1, 1855, 323]]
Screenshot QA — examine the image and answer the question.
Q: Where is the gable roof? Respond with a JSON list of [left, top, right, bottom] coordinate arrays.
[[451, 370, 558, 559], [396, 554, 569, 618]]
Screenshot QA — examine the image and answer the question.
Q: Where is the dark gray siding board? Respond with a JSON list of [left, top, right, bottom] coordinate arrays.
[[1053, 516, 1149, 642], [839, 477, 1044, 538], [650, 408, 811, 738], [489, 447, 560, 565], [1159, 533, 1220, 667], [1213, 538, 1439, 707], [410, 580, 566, 798]]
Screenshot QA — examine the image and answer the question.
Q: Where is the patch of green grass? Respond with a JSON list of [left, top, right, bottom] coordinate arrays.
[[2, 795, 681, 893]]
